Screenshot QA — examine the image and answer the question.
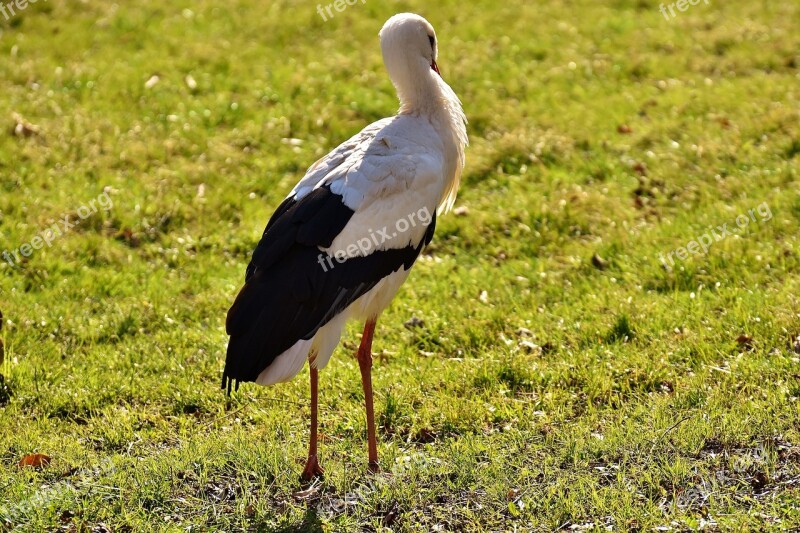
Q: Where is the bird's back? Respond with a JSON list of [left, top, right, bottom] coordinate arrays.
[[223, 114, 446, 392]]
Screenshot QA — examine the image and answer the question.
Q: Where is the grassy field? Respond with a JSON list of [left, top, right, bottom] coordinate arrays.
[[1, 0, 799, 530]]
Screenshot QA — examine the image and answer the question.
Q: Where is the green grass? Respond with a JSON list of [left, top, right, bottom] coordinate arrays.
[[1, 0, 799, 530]]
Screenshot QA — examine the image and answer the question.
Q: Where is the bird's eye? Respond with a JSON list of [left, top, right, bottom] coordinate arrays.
[[428, 35, 436, 50]]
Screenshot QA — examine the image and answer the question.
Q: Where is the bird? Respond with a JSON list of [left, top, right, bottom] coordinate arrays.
[[223, 12, 467, 480]]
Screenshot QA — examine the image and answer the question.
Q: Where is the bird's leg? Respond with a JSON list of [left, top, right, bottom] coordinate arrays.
[[301, 363, 324, 481], [357, 319, 380, 473]]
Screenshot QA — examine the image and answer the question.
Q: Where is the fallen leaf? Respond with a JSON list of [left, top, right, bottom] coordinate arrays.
[[292, 485, 320, 502], [751, 471, 768, 492], [18, 453, 52, 468], [519, 340, 540, 353], [516, 327, 533, 338], [591, 253, 608, 270], [736, 334, 754, 348], [381, 500, 400, 526], [11, 113, 40, 137], [144, 75, 160, 89], [404, 316, 424, 329], [116, 228, 141, 248], [413, 428, 437, 443]]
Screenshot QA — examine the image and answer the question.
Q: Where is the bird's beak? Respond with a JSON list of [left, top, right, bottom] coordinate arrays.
[[431, 60, 441, 77]]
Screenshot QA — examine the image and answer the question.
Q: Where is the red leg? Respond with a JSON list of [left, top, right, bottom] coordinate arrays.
[[357, 320, 380, 473], [301, 364, 324, 481]]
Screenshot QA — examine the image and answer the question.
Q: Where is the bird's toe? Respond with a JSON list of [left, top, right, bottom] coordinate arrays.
[[300, 456, 325, 482]]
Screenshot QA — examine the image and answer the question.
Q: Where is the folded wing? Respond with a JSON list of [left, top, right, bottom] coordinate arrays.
[[223, 118, 443, 392]]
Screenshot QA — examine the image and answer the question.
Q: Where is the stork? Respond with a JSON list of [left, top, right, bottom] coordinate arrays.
[[223, 13, 467, 480]]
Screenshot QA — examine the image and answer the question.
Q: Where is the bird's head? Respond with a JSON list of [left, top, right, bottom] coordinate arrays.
[[379, 13, 441, 87]]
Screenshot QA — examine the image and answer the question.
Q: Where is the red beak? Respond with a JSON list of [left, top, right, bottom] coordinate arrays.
[[431, 60, 441, 77]]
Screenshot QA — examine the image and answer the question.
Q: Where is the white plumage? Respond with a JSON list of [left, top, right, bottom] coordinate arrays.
[[224, 12, 467, 478]]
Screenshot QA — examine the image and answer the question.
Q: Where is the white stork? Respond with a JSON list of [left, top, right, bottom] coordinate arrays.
[[223, 13, 467, 480]]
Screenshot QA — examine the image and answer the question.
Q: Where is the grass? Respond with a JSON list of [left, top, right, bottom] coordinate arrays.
[[1, 0, 799, 530]]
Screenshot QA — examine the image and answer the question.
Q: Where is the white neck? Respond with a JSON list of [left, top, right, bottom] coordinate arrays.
[[378, 14, 469, 213], [391, 58, 445, 115], [386, 56, 468, 213]]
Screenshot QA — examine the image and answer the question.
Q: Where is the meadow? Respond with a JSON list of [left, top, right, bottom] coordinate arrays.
[[1, 0, 799, 530]]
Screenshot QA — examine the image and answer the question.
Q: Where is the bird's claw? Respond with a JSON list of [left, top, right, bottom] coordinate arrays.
[[367, 460, 380, 475], [300, 455, 325, 482]]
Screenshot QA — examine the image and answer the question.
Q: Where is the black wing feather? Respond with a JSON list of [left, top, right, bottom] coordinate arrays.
[[223, 185, 436, 392]]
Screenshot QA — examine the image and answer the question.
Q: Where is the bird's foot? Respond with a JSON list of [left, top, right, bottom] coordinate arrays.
[[300, 455, 325, 482], [367, 460, 380, 475]]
